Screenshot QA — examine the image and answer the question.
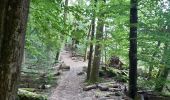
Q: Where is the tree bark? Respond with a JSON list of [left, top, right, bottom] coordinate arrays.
[[0, 0, 30, 99], [129, 0, 138, 99]]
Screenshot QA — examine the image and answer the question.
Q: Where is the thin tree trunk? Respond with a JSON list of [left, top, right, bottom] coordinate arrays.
[[90, 17, 104, 83], [148, 41, 160, 79], [84, 25, 91, 61], [87, 19, 95, 80], [155, 43, 170, 92], [104, 25, 107, 67], [89, 0, 105, 83], [129, 0, 138, 99], [0, 0, 30, 99]]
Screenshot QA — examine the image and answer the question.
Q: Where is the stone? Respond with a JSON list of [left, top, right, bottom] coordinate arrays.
[[112, 84, 120, 88], [98, 84, 109, 91], [83, 84, 97, 91], [59, 63, 70, 71], [109, 88, 122, 92], [54, 71, 61, 76], [77, 72, 85, 75], [115, 92, 122, 96]]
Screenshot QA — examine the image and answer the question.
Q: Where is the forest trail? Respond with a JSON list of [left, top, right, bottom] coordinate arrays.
[[48, 49, 96, 100]]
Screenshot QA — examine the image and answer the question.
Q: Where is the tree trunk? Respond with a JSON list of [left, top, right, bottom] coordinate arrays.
[[0, 0, 30, 99], [84, 25, 91, 61], [129, 0, 138, 99], [148, 41, 160, 79], [104, 25, 107, 67], [87, 19, 95, 80], [155, 43, 170, 92], [89, 0, 105, 83], [86, 0, 97, 81], [55, 51, 60, 62], [90, 18, 104, 83]]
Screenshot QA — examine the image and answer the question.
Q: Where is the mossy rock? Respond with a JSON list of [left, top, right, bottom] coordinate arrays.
[[18, 89, 47, 100]]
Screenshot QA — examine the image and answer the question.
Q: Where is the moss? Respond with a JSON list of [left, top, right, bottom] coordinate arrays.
[[18, 89, 47, 100]]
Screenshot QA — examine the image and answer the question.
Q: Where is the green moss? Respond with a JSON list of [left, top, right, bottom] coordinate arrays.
[[18, 89, 47, 100]]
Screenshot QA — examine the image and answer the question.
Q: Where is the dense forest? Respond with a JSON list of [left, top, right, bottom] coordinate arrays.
[[0, 0, 170, 100]]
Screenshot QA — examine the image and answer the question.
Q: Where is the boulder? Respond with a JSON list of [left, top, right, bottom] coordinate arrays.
[[98, 84, 109, 91], [83, 84, 97, 91]]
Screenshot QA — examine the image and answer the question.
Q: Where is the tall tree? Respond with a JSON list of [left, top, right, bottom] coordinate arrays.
[[87, 1, 96, 80], [0, 0, 30, 99], [89, 0, 105, 83], [129, 0, 138, 99]]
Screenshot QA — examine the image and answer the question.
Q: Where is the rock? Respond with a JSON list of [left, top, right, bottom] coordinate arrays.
[[115, 92, 122, 96], [62, 64, 70, 69], [77, 72, 85, 75], [60, 64, 70, 71], [112, 84, 120, 88], [18, 89, 47, 100], [39, 84, 46, 89], [38, 84, 51, 89], [105, 93, 115, 97], [72, 57, 76, 60], [45, 85, 51, 88], [83, 84, 97, 91], [109, 88, 122, 92], [58, 62, 70, 71], [98, 97, 109, 100], [54, 71, 61, 76], [98, 84, 109, 91]]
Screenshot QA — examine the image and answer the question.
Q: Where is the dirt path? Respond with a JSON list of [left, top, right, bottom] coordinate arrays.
[[48, 50, 96, 100]]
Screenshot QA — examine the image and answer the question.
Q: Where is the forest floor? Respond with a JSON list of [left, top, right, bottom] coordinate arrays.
[[48, 48, 127, 100]]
